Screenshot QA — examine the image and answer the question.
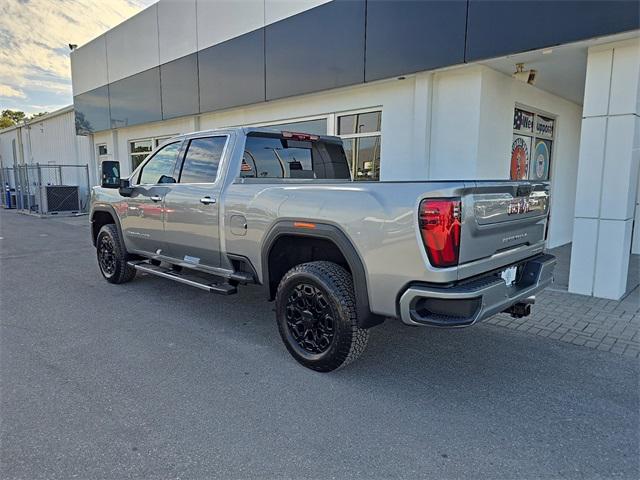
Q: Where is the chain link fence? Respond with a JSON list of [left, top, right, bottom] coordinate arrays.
[[0, 164, 90, 215]]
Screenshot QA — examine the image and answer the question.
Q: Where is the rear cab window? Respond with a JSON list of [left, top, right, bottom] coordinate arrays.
[[240, 132, 351, 180]]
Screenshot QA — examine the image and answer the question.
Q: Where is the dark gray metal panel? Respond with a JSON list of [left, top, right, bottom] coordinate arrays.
[[265, 0, 365, 101], [74, 85, 110, 134], [365, 0, 467, 82], [198, 29, 265, 113], [109, 68, 162, 128], [161, 54, 199, 120], [466, 0, 640, 61]]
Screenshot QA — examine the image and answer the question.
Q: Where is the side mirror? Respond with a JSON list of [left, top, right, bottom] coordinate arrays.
[[101, 161, 121, 188], [119, 179, 133, 198]]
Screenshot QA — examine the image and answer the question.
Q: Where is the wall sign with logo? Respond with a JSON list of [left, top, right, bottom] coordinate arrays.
[[535, 115, 554, 138], [511, 135, 531, 180], [511, 107, 555, 181], [513, 108, 534, 133], [531, 139, 551, 180]]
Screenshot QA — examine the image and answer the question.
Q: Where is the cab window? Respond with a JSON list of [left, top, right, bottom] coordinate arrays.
[[138, 142, 181, 185], [179, 136, 227, 183], [240, 133, 350, 180]]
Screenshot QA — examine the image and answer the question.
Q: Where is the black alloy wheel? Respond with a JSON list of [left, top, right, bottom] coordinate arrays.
[[285, 282, 336, 355], [275, 261, 369, 372], [98, 234, 117, 277], [96, 224, 136, 284]]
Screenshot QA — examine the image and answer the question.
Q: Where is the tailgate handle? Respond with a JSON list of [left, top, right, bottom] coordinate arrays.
[[516, 185, 533, 197]]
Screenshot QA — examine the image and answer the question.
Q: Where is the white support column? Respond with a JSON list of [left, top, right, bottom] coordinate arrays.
[[569, 39, 640, 300], [412, 72, 433, 178]]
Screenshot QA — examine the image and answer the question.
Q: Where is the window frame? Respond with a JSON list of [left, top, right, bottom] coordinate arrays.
[[335, 107, 382, 181], [512, 103, 556, 182], [134, 140, 183, 186], [177, 134, 230, 185], [242, 114, 331, 134], [128, 135, 177, 172], [96, 143, 108, 157]]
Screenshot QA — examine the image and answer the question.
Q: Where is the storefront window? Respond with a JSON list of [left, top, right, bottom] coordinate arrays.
[[260, 118, 327, 136], [129, 136, 176, 171], [511, 107, 555, 181], [337, 110, 382, 181]]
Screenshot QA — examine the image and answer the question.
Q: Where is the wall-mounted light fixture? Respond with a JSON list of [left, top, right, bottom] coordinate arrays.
[[513, 63, 537, 85]]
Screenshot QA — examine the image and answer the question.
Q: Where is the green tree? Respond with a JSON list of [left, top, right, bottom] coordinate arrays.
[[1, 109, 26, 125], [0, 109, 48, 128], [29, 112, 48, 121]]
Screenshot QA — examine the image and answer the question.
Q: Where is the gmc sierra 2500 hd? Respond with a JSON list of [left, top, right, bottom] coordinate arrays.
[[91, 127, 556, 372]]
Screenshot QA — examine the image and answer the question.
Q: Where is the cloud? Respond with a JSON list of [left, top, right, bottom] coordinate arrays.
[[0, 0, 154, 114], [0, 85, 26, 99]]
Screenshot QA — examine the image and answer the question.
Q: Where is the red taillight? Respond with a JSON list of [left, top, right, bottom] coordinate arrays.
[[419, 198, 461, 268]]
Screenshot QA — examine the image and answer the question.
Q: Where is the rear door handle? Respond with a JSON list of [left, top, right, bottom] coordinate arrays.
[[200, 196, 216, 205], [149, 195, 162, 202]]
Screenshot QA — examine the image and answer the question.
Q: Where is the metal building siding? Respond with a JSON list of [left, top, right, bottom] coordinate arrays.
[[0, 129, 20, 166], [27, 110, 77, 165], [0, 110, 96, 184]]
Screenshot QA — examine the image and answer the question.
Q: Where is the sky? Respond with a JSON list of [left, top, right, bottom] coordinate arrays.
[[0, 0, 156, 115]]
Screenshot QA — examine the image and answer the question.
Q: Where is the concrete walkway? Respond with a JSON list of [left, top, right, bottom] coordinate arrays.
[[548, 243, 640, 295], [486, 244, 640, 358]]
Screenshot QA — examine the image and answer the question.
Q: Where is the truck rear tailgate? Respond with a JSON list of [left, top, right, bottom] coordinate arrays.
[[458, 181, 549, 267]]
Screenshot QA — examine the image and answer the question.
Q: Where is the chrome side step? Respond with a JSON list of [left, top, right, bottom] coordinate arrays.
[[128, 261, 237, 295]]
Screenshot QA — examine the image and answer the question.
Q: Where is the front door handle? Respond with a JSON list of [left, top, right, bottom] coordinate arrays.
[[149, 195, 162, 202], [200, 196, 216, 205]]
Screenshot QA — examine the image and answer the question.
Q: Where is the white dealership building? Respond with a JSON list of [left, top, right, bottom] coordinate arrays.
[[6, 0, 640, 300]]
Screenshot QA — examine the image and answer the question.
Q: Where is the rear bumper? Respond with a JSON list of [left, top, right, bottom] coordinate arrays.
[[399, 254, 556, 327]]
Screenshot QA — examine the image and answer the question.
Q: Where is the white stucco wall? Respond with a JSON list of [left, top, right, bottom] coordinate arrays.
[[199, 75, 420, 181], [428, 66, 484, 180], [426, 65, 582, 248], [476, 67, 583, 248]]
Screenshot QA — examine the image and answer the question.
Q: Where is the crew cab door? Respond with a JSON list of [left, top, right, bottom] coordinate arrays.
[[162, 135, 228, 268], [121, 141, 182, 255]]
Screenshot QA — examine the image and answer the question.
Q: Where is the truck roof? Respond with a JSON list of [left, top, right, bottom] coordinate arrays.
[[172, 126, 343, 144]]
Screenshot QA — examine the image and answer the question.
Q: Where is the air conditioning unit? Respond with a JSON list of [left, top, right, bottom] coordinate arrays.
[[41, 185, 80, 214]]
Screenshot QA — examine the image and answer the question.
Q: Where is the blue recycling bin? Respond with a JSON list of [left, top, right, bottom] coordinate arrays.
[[4, 184, 14, 209]]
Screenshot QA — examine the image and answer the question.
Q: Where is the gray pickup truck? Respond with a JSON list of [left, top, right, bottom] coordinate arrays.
[[91, 127, 556, 371]]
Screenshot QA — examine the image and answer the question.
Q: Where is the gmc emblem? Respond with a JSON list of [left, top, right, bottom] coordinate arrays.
[[507, 199, 531, 215]]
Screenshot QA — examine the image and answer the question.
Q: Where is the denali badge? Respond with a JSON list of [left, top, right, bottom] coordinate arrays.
[[507, 198, 531, 215], [503, 232, 528, 243]]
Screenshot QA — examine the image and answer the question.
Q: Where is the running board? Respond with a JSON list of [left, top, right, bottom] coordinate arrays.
[[128, 261, 237, 295]]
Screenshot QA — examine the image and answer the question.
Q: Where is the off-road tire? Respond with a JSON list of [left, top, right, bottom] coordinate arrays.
[[96, 224, 136, 284], [275, 261, 369, 372]]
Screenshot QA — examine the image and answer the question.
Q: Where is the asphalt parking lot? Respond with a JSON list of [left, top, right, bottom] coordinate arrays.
[[1, 210, 638, 479]]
